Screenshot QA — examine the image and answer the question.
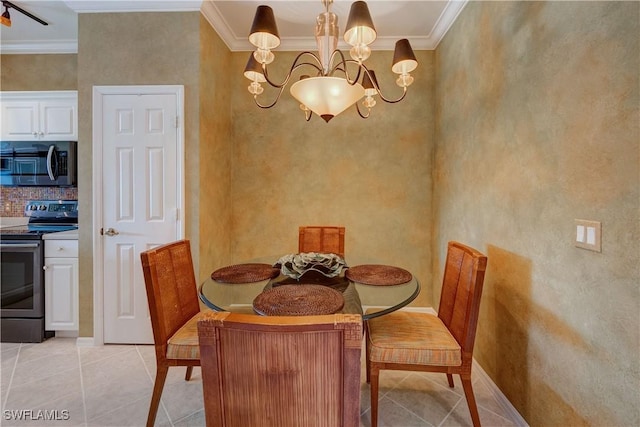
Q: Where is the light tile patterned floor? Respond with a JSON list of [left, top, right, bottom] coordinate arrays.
[[1, 338, 519, 427]]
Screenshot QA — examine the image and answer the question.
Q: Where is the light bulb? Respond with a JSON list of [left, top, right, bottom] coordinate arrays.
[[248, 81, 264, 96], [349, 44, 371, 63], [253, 49, 274, 65], [396, 74, 414, 88], [363, 96, 376, 109]]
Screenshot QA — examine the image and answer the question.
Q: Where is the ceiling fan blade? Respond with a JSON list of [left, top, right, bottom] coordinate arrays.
[[2, 1, 48, 26]]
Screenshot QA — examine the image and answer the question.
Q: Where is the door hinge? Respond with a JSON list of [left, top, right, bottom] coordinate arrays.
[[175, 116, 179, 128]]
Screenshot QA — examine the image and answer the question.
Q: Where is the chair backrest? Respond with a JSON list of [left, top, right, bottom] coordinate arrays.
[[198, 311, 362, 427], [437, 241, 488, 356], [140, 240, 200, 350], [298, 226, 345, 256]]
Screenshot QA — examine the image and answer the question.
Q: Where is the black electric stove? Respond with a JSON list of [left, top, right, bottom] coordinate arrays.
[[1, 200, 78, 342], [0, 223, 78, 239]]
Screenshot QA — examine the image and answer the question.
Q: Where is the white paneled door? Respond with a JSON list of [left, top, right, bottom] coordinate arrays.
[[98, 89, 183, 344]]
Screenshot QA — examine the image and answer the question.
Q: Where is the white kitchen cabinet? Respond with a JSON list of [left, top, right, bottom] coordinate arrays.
[[0, 91, 77, 141], [44, 239, 79, 331]]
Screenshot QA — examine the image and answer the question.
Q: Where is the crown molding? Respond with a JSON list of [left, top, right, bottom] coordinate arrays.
[[0, 40, 78, 54], [429, 0, 468, 48], [63, 0, 202, 13]]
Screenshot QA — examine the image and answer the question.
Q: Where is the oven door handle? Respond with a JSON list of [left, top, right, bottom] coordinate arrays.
[[0, 243, 40, 249]]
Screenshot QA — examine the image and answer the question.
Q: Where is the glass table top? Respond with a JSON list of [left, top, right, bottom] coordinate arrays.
[[199, 254, 420, 320]]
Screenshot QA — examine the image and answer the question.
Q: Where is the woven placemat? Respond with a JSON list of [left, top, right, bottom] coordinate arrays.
[[211, 263, 280, 284], [253, 284, 344, 316], [345, 264, 413, 286]]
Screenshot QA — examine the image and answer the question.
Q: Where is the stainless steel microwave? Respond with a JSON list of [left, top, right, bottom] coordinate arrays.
[[0, 141, 77, 187]]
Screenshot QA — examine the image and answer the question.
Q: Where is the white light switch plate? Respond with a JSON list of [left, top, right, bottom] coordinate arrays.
[[575, 219, 601, 252]]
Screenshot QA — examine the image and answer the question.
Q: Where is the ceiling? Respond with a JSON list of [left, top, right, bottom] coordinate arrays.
[[0, 0, 467, 54]]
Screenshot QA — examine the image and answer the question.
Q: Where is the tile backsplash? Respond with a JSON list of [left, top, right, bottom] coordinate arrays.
[[0, 187, 78, 217]]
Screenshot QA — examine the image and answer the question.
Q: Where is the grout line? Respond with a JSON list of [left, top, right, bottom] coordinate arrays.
[[437, 397, 465, 427], [171, 409, 204, 426], [1, 343, 22, 411], [471, 361, 529, 426], [383, 373, 453, 427], [382, 394, 439, 427], [77, 344, 88, 427], [79, 346, 138, 368], [136, 344, 174, 427]]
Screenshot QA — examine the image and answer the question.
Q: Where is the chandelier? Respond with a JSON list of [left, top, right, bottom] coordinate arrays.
[[243, 0, 418, 123]]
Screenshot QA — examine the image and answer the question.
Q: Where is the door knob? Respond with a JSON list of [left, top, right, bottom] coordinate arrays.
[[102, 228, 119, 236]]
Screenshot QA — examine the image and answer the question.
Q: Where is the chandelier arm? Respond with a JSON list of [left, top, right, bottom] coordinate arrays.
[[252, 86, 287, 109], [375, 86, 408, 104], [328, 51, 363, 85], [262, 51, 324, 89], [355, 102, 371, 119], [358, 65, 409, 104]]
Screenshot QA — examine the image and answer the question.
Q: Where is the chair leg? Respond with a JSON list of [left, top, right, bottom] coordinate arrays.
[[185, 366, 193, 381], [370, 366, 380, 427], [461, 376, 481, 427], [365, 335, 371, 384], [146, 364, 169, 427], [447, 373, 454, 387]]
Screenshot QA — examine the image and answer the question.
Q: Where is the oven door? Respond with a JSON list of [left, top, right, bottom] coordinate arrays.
[[0, 240, 44, 318]]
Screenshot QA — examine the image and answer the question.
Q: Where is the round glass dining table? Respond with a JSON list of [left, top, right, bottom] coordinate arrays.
[[198, 255, 420, 320]]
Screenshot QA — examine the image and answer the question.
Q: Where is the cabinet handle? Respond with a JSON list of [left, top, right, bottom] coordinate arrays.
[[43, 265, 48, 270], [57, 247, 64, 251], [39, 131, 44, 137], [33, 131, 38, 137]]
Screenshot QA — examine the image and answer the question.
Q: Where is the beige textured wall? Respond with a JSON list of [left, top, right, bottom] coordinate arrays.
[[198, 15, 233, 281], [0, 54, 77, 90], [229, 50, 435, 307], [434, 2, 639, 425], [77, 12, 201, 337]]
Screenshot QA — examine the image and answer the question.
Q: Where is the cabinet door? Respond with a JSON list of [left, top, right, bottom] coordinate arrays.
[[1, 101, 40, 140], [40, 100, 77, 140], [44, 257, 79, 331]]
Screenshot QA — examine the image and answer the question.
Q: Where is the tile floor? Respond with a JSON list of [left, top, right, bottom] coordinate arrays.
[[1, 338, 520, 427]]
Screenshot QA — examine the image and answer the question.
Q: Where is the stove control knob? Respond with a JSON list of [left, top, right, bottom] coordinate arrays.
[[38, 205, 47, 211], [29, 205, 37, 211]]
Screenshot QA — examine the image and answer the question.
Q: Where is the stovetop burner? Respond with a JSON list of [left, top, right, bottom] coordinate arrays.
[[1, 200, 78, 240]]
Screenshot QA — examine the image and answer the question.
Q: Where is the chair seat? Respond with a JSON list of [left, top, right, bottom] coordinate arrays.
[[366, 310, 461, 366], [166, 312, 203, 360]]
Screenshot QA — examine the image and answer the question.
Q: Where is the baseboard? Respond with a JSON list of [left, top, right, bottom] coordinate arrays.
[[472, 360, 529, 427], [55, 330, 78, 338], [75, 337, 97, 347]]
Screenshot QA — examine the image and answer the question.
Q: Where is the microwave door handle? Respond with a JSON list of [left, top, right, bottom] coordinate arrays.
[[46, 145, 59, 180]]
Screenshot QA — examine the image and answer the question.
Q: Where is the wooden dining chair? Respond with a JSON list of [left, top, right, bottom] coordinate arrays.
[[365, 241, 488, 427], [140, 240, 202, 427], [298, 225, 345, 257], [197, 311, 362, 427]]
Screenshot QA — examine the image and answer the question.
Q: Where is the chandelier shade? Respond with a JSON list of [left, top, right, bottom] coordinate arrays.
[[392, 39, 418, 75], [243, 0, 418, 122], [244, 53, 266, 83], [344, 1, 377, 47], [249, 5, 280, 50], [362, 70, 378, 94], [290, 77, 365, 123]]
